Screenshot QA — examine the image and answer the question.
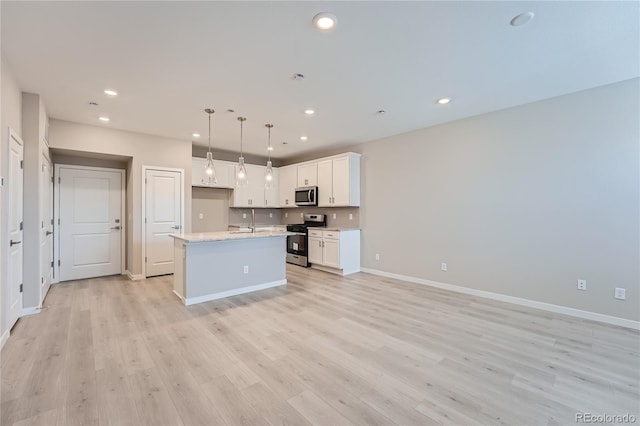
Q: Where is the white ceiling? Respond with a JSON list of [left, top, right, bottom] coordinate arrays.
[[2, 1, 638, 159]]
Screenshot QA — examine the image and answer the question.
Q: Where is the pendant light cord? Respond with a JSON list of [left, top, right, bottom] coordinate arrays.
[[208, 113, 211, 153], [267, 124, 272, 161], [240, 119, 244, 157]]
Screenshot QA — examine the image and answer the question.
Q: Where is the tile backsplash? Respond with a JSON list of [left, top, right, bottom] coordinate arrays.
[[280, 207, 360, 228], [228, 208, 282, 227], [228, 206, 359, 229]]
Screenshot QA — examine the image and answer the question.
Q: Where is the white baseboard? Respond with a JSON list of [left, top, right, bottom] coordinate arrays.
[[311, 264, 360, 276], [1, 329, 9, 349], [21, 307, 41, 317], [361, 267, 640, 331], [124, 270, 145, 281], [183, 279, 287, 306], [173, 290, 185, 303]]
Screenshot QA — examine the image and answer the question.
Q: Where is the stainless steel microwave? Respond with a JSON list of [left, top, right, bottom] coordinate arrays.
[[295, 186, 318, 206]]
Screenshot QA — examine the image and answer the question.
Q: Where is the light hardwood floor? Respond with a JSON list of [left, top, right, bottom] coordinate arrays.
[[2, 266, 639, 425]]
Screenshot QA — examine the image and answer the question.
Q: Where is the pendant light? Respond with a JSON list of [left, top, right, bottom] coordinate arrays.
[[264, 124, 274, 189], [236, 117, 248, 187], [202, 108, 217, 185]]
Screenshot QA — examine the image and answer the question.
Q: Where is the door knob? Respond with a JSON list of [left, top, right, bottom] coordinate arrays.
[[110, 226, 121, 230], [10, 240, 21, 246]]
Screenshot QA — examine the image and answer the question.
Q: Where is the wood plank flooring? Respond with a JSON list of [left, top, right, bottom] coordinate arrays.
[[2, 266, 639, 425]]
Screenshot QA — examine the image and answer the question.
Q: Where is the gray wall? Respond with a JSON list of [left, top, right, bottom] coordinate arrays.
[[358, 78, 639, 321], [1, 54, 23, 337], [192, 187, 231, 232], [48, 119, 193, 276]]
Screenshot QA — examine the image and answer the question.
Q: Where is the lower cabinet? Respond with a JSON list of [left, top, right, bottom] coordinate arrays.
[[307, 229, 360, 275]]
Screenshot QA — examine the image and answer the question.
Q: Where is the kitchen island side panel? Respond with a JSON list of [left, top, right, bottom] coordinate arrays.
[[184, 236, 287, 300]]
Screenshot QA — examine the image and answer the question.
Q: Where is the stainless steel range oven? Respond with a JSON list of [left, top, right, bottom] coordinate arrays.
[[286, 214, 326, 267]]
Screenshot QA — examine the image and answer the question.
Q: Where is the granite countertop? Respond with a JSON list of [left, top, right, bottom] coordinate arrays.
[[317, 227, 361, 232], [170, 230, 291, 243]]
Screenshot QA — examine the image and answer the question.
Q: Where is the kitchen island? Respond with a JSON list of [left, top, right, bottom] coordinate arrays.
[[169, 230, 289, 305]]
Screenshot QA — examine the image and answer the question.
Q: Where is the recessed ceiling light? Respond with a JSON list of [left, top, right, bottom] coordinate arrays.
[[104, 89, 118, 96], [300, 136, 308, 141], [376, 110, 386, 115], [313, 12, 337, 31], [99, 116, 110, 122], [226, 109, 235, 113], [304, 109, 315, 115], [293, 73, 305, 80], [510, 11, 535, 27], [192, 133, 200, 138], [89, 101, 99, 106], [437, 98, 451, 105]]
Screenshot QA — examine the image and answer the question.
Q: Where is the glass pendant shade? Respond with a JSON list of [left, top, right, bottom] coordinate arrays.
[[265, 123, 274, 189], [265, 160, 274, 189], [202, 151, 217, 185], [202, 108, 217, 185], [236, 117, 248, 187], [237, 156, 248, 187]]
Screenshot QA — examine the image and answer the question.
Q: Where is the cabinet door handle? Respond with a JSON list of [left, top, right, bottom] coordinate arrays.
[[110, 226, 121, 230], [172, 225, 180, 230], [10, 240, 21, 246], [45, 231, 53, 236]]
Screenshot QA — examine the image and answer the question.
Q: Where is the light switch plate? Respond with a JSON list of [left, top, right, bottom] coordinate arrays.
[[349, 213, 353, 220], [615, 288, 626, 300], [332, 213, 337, 219], [242, 213, 247, 219]]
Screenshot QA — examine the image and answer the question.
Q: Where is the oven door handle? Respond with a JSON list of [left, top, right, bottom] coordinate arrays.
[[289, 232, 306, 236]]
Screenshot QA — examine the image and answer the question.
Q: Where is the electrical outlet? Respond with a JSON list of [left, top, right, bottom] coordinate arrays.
[[242, 213, 247, 219], [332, 213, 337, 219], [300, 212, 304, 218], [198, 213, 203, 219], [615, 288, 626, 300], [441, 262, 447, 272], [243, 265, 249, 274], [285, 212, 288, 218], [269, 213, 273, 218], [577, 279, 587, 291], [349, 213, 353, 220], [375, 253, 380, 261]]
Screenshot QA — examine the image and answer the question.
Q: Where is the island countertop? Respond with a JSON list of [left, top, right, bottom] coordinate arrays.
[[170, 230, 291, 243]]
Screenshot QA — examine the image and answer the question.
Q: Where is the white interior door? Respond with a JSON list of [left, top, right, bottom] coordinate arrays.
[[145, 168, 182, 277], [8, 131, 24, 329], [59, 166, 123, 281], [40, 155, 53, 302]]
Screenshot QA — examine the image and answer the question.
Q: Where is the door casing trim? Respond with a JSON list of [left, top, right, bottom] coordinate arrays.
[[141, 165, 185, 279], [54, 164, 126, 282]]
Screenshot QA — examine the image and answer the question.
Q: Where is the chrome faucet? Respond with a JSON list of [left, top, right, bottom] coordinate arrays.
[[250, 208, 256, 233]]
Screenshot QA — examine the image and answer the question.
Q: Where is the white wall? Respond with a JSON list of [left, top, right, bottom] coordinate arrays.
[[48, 120, 192, 277], [359, 78, 639, 322], [1, 54, 23, 339]]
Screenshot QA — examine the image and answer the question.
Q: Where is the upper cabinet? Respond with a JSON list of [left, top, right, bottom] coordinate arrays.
[[278, 165, 297, 208], [317, 153, 361, 207], [297, 163, 317, 187], [192, 158, 234, 188], [231, 163, 280, 208]]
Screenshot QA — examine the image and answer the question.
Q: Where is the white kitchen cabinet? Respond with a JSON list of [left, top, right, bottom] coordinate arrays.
[[278, 165, 297, 208], [297, 163, 317, 187], [233, 164, 264, 207], [192, 157, 234, 188], [317, 153, 361, 207], [308, 235, 323, 265], [232, 164, 280, 208], [264, 167, 279, 207], [307, 229, 360, 275]]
